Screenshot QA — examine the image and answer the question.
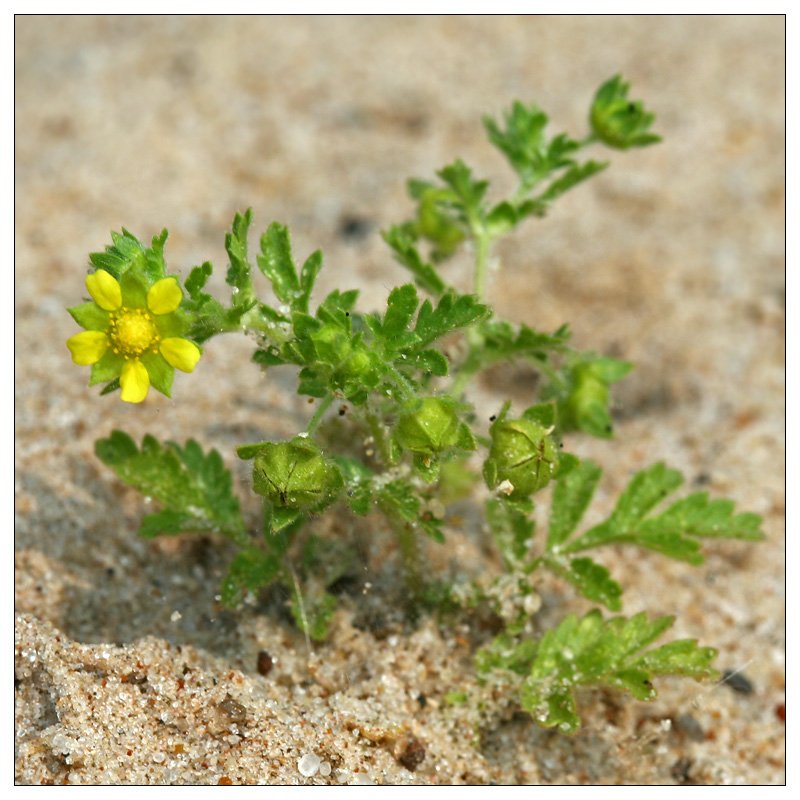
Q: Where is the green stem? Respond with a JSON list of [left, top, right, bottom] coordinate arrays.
[[473, 232, 491, 303], [304, 393, 335, 435], [365, 408, 393, 465], [378, 498, 422, 609]]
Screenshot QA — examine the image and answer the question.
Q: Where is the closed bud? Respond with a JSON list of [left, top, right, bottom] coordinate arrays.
[[250, 437, 343, 510], [393, 396, 463, 457], [484, 417, 558, 497], [590, 75, 661, 151]]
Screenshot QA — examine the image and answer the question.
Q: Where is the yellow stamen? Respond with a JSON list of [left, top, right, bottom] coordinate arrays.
[[110, 308, 158, 356]]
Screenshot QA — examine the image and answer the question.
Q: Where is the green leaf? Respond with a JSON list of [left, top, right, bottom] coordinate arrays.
[[89, 229, 149, 280], [335, 456, 374, 516], [321, 288, 360, 314], [437, 159, 489, 223], [547, 459, 603, 549], [484, 102, 583, 193], [411, 292, 489, 350], [95, 431, 247, 544], [290, 584, 337, 641], [256, 222, 301, 306], [185, 261, 213, 305], [557, 462, 764, 562], [475, 631, 538, 677], [220, 547, 282, 607], [298, 250, 323, 313], [486, 498, 534, 567], [377, 480, 445, 543], [543, 555, 623, 611], [536, 160, 608, 205], [519, 611, 717, 734], [384, 284, 420, 339], [474, 320, 571, 367], [225, 209, 254, 302], [485, 201, 518, 237], [382, 225, 447, 296]]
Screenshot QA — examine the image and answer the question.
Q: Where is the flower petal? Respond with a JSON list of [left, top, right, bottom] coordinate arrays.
[[86, 270, 122, 311], [120, 360, 150, 403], [147, 277, 182, 315], [160, 338, 201, 373], [66, 331, 109, 365]]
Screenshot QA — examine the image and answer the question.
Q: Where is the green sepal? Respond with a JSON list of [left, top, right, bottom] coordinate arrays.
[[140, 350, 174, 397], [455, 422, 477, 452], [68, 301, 109, 331], [118, 268, 149, 309], [99, 378, 121, 396], [89, 350, 125, 386], [413, 453, 441, 483], [521, 402, 557, 429], [392, 396, 467, 458], [266, 505, 304, 533]]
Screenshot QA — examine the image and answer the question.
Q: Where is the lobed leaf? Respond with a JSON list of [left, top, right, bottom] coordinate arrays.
[[95, 431, 247, 544], [519, 611, 717, 734]]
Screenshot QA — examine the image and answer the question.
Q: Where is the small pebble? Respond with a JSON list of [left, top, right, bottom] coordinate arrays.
[[256, 650, 273, 676], [298, 752, 321, 777], [722, 669, 755, 695], [319, 761, 331, 777], [674, 712, 705, 742]]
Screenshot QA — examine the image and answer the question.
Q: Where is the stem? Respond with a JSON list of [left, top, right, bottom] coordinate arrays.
[[473, 232, 491, 303], [378, 498, 422, 610], [304, 393, 335, 435], [365, 407, 393, 465]]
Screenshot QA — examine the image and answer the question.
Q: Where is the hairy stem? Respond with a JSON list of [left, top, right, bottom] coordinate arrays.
[[378, 498, 422, 609], [304, 393, 335, 436]]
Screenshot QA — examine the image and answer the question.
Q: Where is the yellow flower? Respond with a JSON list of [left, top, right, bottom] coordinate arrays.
[[67, 270, 201, 402]]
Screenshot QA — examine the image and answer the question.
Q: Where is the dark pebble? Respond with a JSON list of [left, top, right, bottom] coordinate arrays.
[[721, 669, 755, 695], [256, 650, 273, 676], [674, 712, 705, 742]]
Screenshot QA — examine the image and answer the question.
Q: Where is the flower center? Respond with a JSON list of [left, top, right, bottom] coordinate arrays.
[[108, 308, 159, 358]]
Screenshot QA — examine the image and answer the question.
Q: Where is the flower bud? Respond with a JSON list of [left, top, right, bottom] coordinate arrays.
[[590, 75, 661, 151], [484, 417, 558, 498], [392, 396, 463, 457], [250, 437, 343, 510], [561, 363, 612, 438]]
